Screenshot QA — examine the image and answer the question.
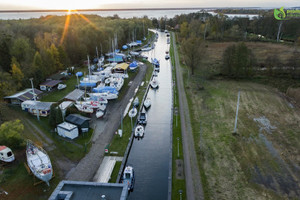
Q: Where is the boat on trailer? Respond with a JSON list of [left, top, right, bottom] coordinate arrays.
[[0, 146, 15, 162], [128, 107, 137, 118], [26, 140, 53, 186], [138, 108, 147, 125]]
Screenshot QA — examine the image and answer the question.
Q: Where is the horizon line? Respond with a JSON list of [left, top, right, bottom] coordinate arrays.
[[0, 7, 278, 13]]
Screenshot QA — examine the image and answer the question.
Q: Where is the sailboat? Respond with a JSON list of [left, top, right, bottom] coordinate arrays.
[[26, 140, 53, 186]]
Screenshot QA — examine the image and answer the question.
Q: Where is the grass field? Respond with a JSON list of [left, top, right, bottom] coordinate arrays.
[[184, 76, 300, 199]]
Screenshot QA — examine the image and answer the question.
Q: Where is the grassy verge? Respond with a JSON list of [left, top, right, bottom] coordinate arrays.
[[108, 61, 153, 155], [170, 33, 186, 200], [109, 161, 122, 183]]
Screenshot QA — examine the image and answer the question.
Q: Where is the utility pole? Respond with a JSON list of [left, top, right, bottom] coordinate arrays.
[[233, 91, 241, 133], [30, 78, 39, 121]]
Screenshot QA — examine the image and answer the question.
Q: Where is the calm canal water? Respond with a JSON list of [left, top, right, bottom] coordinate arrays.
[[127, 31, 172, 200]]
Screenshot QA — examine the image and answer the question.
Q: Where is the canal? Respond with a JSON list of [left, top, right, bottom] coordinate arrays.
[[127, 31, 173, 200]]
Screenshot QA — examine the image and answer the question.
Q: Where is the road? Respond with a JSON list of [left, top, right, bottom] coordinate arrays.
[[66, 63, 147, 181], [172, 32, 204, 200]]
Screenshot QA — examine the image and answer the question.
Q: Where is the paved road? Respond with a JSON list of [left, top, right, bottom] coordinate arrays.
[[66, 63, 147, 181], [172, 32, 204, 200]]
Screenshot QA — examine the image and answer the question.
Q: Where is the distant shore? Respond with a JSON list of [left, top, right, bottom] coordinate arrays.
[[0, 7, 211, 13]]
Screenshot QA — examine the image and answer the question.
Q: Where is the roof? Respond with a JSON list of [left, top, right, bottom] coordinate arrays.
[[58, 122, 77, 130], [65, 114, 90, 126], [59, 101, 74, 110], [49, 180, 128, 200], [4, 88, 43, 101], [114, 63, 129, 70], [64, 89, 85, 101], [22, 101, 53, 110], [40, 80, 62, 87]]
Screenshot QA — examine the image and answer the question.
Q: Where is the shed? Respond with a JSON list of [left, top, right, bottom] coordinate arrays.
[[40, 80, 62, 91], [59, 101, 74, 118], [21, 100, 53, 117], [64, 89, 85, 102], [65, 114, 90, 133], [113, 63, 129, 73], [57, 122, 79, 139], [4, 88, 43, 105]]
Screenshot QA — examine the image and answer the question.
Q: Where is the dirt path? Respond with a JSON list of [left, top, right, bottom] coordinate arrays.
[[66, 63, 148, 181], [172, 32, 204, 200]]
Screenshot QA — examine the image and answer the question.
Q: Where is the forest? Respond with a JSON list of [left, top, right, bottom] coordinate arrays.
[[0, 14, 151, 98]]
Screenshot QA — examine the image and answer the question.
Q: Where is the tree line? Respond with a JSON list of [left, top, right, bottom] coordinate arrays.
[[0, 14, 151, 98]]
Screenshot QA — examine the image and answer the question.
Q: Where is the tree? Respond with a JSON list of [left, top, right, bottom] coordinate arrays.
[[180, 22, 189, 39], [49, 105, 57, 129], [0, 71, 16, 98], [0, 120, 25, 149], [10, 57, 24, 89], [55, 107, 63, 125], [181, 36, 206, 75], [0, 34, 12, 72]]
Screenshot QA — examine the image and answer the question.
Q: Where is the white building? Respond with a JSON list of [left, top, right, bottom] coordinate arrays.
[[57, 122, 79, 140]]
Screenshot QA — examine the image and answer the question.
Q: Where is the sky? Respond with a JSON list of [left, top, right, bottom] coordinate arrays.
[[0, 0, 299, 10]]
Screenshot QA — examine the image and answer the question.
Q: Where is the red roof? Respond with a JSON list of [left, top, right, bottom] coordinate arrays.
[[0, 146, 7, 151]]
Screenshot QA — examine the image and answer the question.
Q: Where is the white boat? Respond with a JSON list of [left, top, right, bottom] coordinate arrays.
[[88, 92, 118, 100], [133, 97, 139, 107], [110, 77, 124, 91], [26, 140, 53, 186], [141, 47, 152, 51], [150, 78, 159, 89], [128, 107, 137, 118], [122, 165, 135, 191], [74, 104, 94, 113], [165, 54, 170, 60], [130, 51, 140, 56], [57, 84, 67, 90], [143, 98, 151, 109], [96, 109, 105, 118], [153, 71, 158, 77], [76, 100, 106, 110], [0, 146, 15, 162], [138, 108, 147, 125], [134, 125, 144, 137]]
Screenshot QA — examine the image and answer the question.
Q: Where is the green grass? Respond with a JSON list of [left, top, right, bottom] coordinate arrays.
[[108, 61, 153, 155], [170, 32, 186, 200], [109, 161, 122, 183]]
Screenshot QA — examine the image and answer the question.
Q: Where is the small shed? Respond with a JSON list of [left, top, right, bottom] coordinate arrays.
[[65, 114, 90, 133], [112, 63, 129, 73], [64, 89, 85, 102], [40, 80, 62, 91], [4, 88, 43, 105], [59, 101, 74, 118], [57, 122, 79, 139]]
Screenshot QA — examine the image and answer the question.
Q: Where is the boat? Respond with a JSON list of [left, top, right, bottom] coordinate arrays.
[[150, 78, 159, 89], [165, 54, 170, 60], [153, 70, 158, 77], [76, 100, 106, 110], [129, 61, 138, 71], [26, 140, 53, 186], [74, 104, 94, 113], [167, 38, 170, 44], [0, 146, 15, 162], [134, 125, 144, 137], [128, 107, 137, 118], [88, 92, 118, 100], [133, 97, 139, 107], [57, 84, 67, 90], [96, 109, 105, 118], [152, 58, 160, 71], [122, 165, 135, 191], [138, 108, 147, 125], [141, 47, 152, 51], [143, 97, 151, 109], [130, 51, 140, 56]]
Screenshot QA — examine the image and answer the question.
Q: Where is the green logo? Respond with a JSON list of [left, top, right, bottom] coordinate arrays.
[[274, 7, 286, 20]]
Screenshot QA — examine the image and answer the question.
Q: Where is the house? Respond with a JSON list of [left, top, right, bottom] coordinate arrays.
[[21, 100, 53, 117], [65, 114, 90, 133], [57, 122, 79, 139], [40, 80, 62, 91], [64, 89, 84, 102], [112, 63, 129, 74], [49, 180, 128, 200], [4, 88, 43, 105]]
